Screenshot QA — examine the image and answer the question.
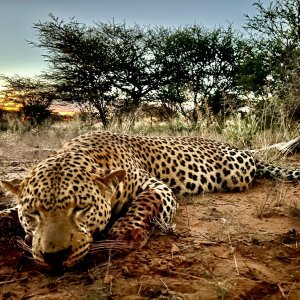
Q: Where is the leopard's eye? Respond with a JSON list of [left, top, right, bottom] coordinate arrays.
[[28, 211, 41, 218], [73, 206, 91, 215], [24, 211, 41, 223]]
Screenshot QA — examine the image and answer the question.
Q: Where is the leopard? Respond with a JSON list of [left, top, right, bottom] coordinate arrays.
[[1, 131, 300, 269]]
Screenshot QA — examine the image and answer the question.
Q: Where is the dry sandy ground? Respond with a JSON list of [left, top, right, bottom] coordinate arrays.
[[1, 133, 300, 299]]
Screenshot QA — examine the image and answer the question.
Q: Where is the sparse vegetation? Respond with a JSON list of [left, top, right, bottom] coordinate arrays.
[[253, 180, 288, 218]]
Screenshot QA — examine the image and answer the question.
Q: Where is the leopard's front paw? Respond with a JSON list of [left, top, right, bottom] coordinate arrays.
[[108, 226, 149, 249]]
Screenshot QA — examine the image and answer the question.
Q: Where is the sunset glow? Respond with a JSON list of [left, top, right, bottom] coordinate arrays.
[[53, 110, 77, 116], [0, 98, 23, 112], [0, 97, 78, 116]]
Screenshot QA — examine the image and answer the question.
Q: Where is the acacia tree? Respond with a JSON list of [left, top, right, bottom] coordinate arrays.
[[30, 14, 116, 127], [30, 16, 172, 126], [0, 75, 54, 125], [157, 25, 244, 122], [98, 23, 171, 122]]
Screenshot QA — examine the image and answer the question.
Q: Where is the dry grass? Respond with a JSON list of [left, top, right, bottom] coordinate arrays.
[[1, 112, 299, 152], [253, 180, 288, 219]]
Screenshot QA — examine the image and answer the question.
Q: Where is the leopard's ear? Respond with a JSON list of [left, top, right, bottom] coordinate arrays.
[[1, 178, 23, 198], [92, 170, 126, 192], [100, 170, 126, 188]]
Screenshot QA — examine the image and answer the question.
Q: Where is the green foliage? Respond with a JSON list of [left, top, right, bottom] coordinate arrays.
[[30, 16, 174, 127], [245, 0, 300, 82], [245, 0, 300, 122], [158, 25, 244, 120], [234, 42, 273, 95], [99, 23, 170, 118], [30, 16, 259, 125], [30, 14, 115, 127], [3, 1, 299, 128]]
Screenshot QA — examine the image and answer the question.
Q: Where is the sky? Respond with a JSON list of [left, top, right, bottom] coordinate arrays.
[[0, 0, 272, 80]]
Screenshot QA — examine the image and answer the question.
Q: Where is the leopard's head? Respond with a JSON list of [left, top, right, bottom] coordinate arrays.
[[2, 152, 125, 269]]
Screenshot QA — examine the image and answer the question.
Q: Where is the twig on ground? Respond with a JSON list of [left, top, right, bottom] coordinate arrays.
[[160, 278, 169, 291], [184, 205, 191, 230], [0, 277, 28, 286], [227, 231, 239, 275]]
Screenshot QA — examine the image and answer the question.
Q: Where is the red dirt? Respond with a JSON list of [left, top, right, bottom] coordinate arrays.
[[1, 140, 300, 299]]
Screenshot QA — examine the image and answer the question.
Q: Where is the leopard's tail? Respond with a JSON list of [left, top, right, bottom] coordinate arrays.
[[249, 136, 300, 155], [255, 161, 300, 181]]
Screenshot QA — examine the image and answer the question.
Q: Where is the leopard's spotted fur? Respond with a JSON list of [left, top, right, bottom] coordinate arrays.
[[1, 131, 300, 268]]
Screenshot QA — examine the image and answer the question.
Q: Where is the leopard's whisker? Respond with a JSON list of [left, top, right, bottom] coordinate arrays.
[[90, 240, 129, 252], [16, 237, 32, 253]]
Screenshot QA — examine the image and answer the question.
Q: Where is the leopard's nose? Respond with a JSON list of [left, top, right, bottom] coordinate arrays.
[[42, 246, 72, 266]]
